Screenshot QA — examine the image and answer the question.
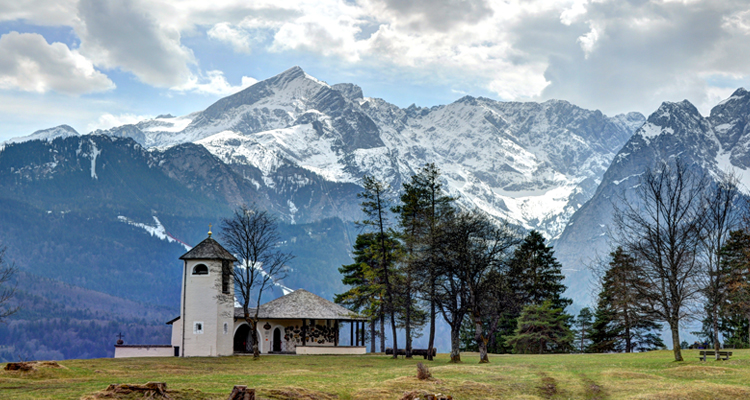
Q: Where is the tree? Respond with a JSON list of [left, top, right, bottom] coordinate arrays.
[[700, 175, 740, 359], [404, 163, 456, 361], [505, 301, 573, 354], [721, 229, 750, 347], [574, 308, 594, 353], [613, 159, 708, 361], [358, 175, 400, 358], [335, 233, 384, 353], [220, 204, 293, 359], [588, 248, 664, 353], [0, 246, 19, 324], [507, 231, 571, 311]]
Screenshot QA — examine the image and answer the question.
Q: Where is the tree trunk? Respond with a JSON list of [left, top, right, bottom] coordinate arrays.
[[428, 288, 436, 361], [474, 313, 488, 363], [390, 311, 399, 359], [713, 301, 721, 360], [370, 320, 376, 353], [250, 319, 260, 359], [380, 311, 385, 353], [405, 288, 412, 358], [450, 324, 461, 363], [670, 322, 683, 361]]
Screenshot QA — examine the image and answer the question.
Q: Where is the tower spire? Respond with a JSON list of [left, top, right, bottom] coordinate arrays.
[[208, 224, 212, 238]]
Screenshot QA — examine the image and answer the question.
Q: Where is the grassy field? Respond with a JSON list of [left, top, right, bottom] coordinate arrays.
[[3, 350, 750, 399]]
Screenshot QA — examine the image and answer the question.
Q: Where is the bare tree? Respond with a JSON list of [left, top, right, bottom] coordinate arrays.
[[613, 159, 708, 362], [700, 174, 740, 359], [220, 204, 293, 359], [0, 246, 19, 324]]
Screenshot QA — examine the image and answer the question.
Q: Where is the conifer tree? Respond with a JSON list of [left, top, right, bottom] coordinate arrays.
[[335, 233, 384, 353], [588, 247, 664, 353], [505, 301, 573, 354], [574, 307, 594, 353], [721, 230, 750, 347], [507, 231, 571, 311]]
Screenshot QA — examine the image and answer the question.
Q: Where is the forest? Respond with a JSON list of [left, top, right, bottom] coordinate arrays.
[[335, 160, 750, 363]]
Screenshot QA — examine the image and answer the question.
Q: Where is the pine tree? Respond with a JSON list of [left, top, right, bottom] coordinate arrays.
[[588, 247, 664, 353], [504, 301, 573, 354], [720, 230, 750, 347], [507, 231, 571, 311], [335, 233, 384, 353], [574, 307, 594, 353]]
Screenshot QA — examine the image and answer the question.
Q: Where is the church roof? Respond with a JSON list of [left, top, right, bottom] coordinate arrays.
[[179, 236, 237, 261], [235, 289, 366, 321]]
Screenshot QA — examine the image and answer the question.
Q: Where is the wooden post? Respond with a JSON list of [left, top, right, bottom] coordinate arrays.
[[361, 321, 365, 347], [302, 319, 307, 347], [350, 321, 354, 346], [334, 320, 339, 347], [228, 385, 255, 400]]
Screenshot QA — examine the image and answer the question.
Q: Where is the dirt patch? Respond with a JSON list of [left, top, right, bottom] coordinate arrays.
[[535, 372, 558, 399], [82, 382, 214, 400], [3, 361, 63, 372], [601, 370, 660, 380], [399, 390, 453, 400], [263, 386, 338, 400], [663, 365, 736, 379], [639, 386, 750, 400], [579, 373, 606, 400]]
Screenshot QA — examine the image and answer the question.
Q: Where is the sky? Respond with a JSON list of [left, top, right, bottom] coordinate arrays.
[[0, 0, 749, 142]]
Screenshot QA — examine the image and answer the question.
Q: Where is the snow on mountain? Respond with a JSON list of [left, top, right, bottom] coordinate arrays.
[[554, 88, 750, 305], [95, 66, 645, 239], [2, 125, 79, 149]]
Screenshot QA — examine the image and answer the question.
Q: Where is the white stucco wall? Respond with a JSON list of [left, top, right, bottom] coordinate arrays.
[[296, 346, 366, 355], [114, 345, 174, 358], [181, 259, 234, 357], [170, 318, 182, 348]]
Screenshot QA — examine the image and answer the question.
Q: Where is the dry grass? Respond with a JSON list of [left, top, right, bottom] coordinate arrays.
[[2, 350, 750, 399]]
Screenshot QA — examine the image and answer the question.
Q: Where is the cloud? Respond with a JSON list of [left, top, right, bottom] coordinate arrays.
[[0, 32, 114, 95], [207, 22, 252, 53], [75, 0, 195, 87], [170, 70, 257, 96], [370, 0, 493, 32], [0, 0, 78, 26], [87, 112, 154, 132]]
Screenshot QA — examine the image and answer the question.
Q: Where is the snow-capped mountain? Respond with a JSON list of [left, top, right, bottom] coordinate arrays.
[[554, 88, 750, 305], [98, 66, 645, 239], [1, 124, 79, 149]]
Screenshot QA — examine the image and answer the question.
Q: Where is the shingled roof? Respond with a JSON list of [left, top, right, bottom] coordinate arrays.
[[234, 289, 366, 321], [179, 236, 237, 261]]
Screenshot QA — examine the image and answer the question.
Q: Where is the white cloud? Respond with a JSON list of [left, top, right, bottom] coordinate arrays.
[[170, 70, 257, 96], [87, 113, 154, 132], [75, 0, 195, 87], [208, 22, 252, 53], [0, 32, 114, 95]]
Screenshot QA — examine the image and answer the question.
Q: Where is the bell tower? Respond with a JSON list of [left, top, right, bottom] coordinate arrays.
[[177, 229, 237, 356]]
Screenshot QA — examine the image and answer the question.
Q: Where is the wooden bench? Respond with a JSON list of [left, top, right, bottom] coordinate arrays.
[[698, 350, 732, 361], [385, 348, 437, 359]]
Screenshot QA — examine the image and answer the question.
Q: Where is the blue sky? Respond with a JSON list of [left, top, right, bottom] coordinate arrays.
[[1, 0, 749, 142]]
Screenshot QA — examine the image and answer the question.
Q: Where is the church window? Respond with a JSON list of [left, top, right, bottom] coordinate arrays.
[[192, 264, 208, 275], [223, 322, 228, 335], [194, 321, 204, 334]]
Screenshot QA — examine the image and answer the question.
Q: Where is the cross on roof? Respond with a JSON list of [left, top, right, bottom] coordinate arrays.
[[116, 332, 124, 340]]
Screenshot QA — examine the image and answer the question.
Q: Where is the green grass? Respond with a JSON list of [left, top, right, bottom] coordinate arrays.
[[3, 350, 750, 399]]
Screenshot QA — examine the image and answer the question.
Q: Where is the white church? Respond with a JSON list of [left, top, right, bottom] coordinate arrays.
[[114, 233, 367, 357]]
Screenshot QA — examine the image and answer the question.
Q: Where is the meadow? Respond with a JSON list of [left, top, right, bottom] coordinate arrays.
[[3, 350, 750, 399]]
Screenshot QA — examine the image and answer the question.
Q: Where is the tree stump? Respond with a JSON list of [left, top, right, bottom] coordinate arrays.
[[227, 385, 255, 400], [416, 363, 432, 380]]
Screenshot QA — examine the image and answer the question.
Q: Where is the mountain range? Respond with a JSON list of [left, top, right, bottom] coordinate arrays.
[[2, 67, 749, 359]]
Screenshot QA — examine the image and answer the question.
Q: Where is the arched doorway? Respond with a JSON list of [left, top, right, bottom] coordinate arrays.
[[273, 327, 282, 352], [234, 324, 251, 353]]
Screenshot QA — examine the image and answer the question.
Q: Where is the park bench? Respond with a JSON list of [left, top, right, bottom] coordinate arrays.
[[385, 348, 437, 359], [698, 350, 732, 361]]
